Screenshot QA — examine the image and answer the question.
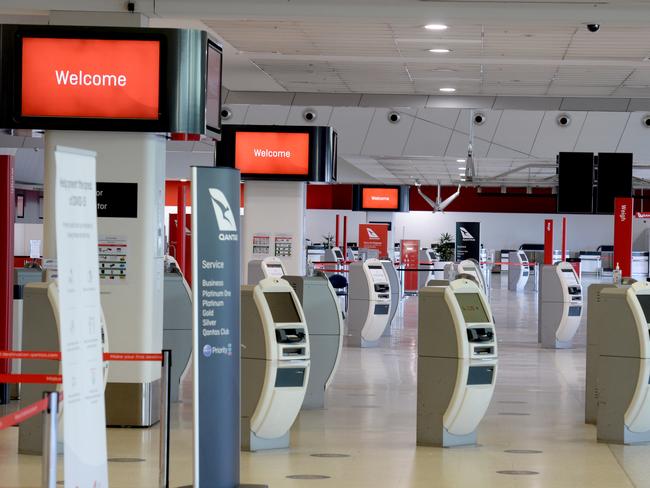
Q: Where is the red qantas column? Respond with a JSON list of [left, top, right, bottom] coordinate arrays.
[[614, 197, 634, 277], [0, 155, 14, 404], [544, 219, 553, 265]]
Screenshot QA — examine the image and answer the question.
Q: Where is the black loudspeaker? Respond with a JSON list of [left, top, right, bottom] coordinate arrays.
[[596, 153, 633, 214], [557, 152, 594, 213]]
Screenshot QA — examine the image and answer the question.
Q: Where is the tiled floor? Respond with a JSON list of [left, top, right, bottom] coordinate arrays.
[[2, 273, 650, 487]]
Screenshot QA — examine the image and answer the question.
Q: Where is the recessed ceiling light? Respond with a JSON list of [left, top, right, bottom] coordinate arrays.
[[429, 48, 451, 53], [424, 24, 448, 31], [439, 87, 456, 92], [460, 178, 466, 182], [458, 166, 465, 170], [456, 159, 466, 163]]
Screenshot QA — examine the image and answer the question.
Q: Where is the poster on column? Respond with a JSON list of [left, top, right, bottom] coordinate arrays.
[[400, 239, 420, 293], [455, 222, 481, 261], [191, 166, 240, 488], [53, 146, 108, 488], [614, 197, 634, 278], [544, 219, 554, 265], [359, 223, 389, 259]]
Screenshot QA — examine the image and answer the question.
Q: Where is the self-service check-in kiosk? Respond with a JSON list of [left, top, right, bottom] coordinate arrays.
[[162, 262, 192, 402], [381, 260, 400, 337], [284, 273, 343, 409], [241, 278, 310, 451], [417, 279, 498, 447], [418, 249, 437, 290], [596, 282, 650, 444], [248, 256, 287, 285], [457, 259, 488, 296], [346, 259, 391, 347], [538, 262, 583, 349], [508, 251, 529, 291], [324, 246, 345, 266]]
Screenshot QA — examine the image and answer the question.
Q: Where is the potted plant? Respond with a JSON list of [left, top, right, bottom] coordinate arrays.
[[435, 232, 455, 262]]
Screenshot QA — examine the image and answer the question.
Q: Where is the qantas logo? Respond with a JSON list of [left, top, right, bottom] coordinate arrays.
[[460, 227, 475, 241], [209, 188, 238, 240], [366, 228, 380, 240], [619, 204, 627, 223]]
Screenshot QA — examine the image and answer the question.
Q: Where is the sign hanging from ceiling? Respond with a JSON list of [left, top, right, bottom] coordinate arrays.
[[361, 187, 400, 210], [21, 37, 160, 120], [235, 132, 310, 176]]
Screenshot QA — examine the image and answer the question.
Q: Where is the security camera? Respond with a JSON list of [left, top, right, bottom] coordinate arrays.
[[642, 115, 650, 128], [473, 113, 486, 125], [586, 23, 600, 32], [557, 113, 571, 127], [220, 107, 232, 120], [303, 109, 317, 122], [388, 111, 401, 123], [127, 1, 135, 12]]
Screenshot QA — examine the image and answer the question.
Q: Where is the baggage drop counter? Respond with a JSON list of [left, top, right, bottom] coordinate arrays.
[[241, 278, 310, 451], [417, 279, 497, 447]]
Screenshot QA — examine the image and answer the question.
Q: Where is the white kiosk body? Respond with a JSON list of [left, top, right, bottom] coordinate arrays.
[[597, 282, 650, 444], [284, 274, 343, 409], [346, 259, 391, 347], [418, 249, 436, 290], [241, 278, 310, 451], [247, 256, 287, 285], [457, 259, 488, 296], [323, 246, 345, 266], [417, 279, 498, 447], [507, 251, 529, 291], [381, 260, 401, 337], [538, 262, 583, 349]]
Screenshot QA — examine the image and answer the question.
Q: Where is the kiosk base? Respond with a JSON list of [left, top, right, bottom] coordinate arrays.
[[417, 429, 478, 448], [542, 338, 573, 349], [597, 426, 650, 445], [105, 380, 161, 427], [242, 428, 291, 452], [345, 334, 380, 348]]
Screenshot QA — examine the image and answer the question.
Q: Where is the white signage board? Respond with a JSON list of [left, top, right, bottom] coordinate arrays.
[[54, 146, 109, 488]]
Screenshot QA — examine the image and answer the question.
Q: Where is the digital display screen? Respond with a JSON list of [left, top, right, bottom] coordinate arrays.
[[21, 37, 160, 119], [455, 293, 490, 323], [368, 265, 386, 283], [333, 249, 343, 260], [205, 40, 222, 134], [265, 263, 284, 278], [561, 268, 580, 287], [264, 292, 301, 323], [636, 294, 650, 323], [361, 187, 399, 210], [235, 132, 310, 175]]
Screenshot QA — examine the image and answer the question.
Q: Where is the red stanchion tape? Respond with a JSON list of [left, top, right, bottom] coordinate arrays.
[[0, 351, 164, 362], [0, 396, 49, 430], [0, 373, 62, 384], [104, 353, 163, 362]]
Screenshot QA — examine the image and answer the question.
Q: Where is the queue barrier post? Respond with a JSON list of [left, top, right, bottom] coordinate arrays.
[[41, 391, 58, 488], [159, 350, 172, 488]]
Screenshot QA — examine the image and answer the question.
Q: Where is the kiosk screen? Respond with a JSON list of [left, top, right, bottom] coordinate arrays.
[[455, 293, 490, 323], [636, 294, 650, 323], [334, 249, 343, 260], [561, 268, 580, 287], [264, 292, 301, 323], [368, 265, 386, 283], [266, 264, 284, 278]]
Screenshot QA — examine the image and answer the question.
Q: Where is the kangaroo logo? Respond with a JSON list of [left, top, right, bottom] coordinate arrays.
[[366, 228, 380, 240], [460, 227, 475, 241], [209, 188, 237, 232]]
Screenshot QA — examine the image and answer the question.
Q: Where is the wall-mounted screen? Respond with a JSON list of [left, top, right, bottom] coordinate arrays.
[[455, 293, 490, 323], [636, 294, 650, 323], [362, 187, 400, 210], [21, 37, 160, 120], [205, 39, 222, 137], [264, 292, 301, 323], [368, 265, 387, 283], [235, 131, 310, 175]]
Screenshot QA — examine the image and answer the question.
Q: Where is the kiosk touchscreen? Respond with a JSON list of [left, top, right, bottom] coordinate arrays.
[[538, 262, 582, 349], [284, 273, 343, 409], [508, 251, 529, 291], [597, 282, 650, 444], [417, 279, 497, 447], [247, 256, 287, 284], [241, 278, 310, 451], [418, 249, 437, 290], [347, 259, 391, 347]]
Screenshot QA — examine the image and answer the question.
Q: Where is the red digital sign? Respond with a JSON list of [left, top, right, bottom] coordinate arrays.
[[21, 37, 160, 119], [362, 187, 399, 210], [235, 132, 310, 175]]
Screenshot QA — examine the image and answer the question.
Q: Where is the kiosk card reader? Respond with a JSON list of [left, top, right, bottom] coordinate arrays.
[[241, 278, 310, 451], [381, 260, 400, 337], [597, 282, 650, 444], [538, 262, 583, 349], [346, 259, 391, 347], [248, 256, 287, 285], [508, 251, 529, 291], [418, 249, 437, 290], [284, 274, 343, 409], [417, 279, 498, 447]]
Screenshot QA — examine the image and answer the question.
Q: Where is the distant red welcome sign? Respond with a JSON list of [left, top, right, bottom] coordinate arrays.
[[234, 132, 310, 175]]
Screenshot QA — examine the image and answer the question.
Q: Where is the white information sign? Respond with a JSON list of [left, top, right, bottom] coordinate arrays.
[[54, 146, 109, 488]]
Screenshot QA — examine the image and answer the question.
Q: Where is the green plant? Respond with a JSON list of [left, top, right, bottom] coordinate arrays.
[[322, 233, 334, 249], [435, 232, 455, 262]]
